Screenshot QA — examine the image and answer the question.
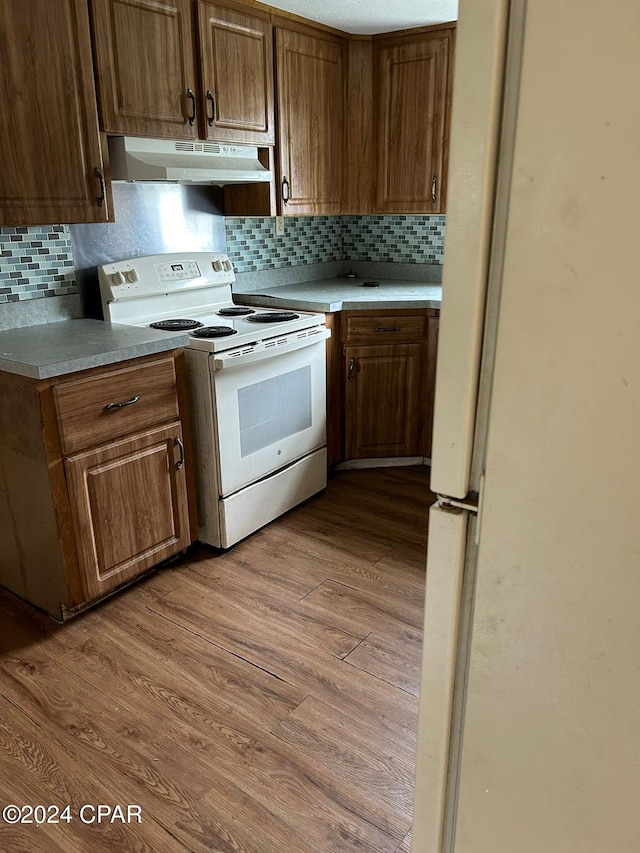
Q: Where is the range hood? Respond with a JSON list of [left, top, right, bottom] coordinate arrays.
[[107, 136, 272, 185]]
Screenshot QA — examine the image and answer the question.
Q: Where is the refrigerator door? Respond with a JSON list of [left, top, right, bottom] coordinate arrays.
[[429, 0, 510, 499], [413, 504, 470, 852], [436, 1, 640, 851]]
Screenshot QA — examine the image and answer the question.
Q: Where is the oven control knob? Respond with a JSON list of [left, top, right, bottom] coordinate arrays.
[[125, 269, 139, 283], [213, 259, 224, 272], [111, 271, 126, 285], [223, 259, 233, 271]]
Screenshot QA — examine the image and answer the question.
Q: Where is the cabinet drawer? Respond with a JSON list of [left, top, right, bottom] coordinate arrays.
[[54, 357, 179, 454], [344, 314, 426, 343]]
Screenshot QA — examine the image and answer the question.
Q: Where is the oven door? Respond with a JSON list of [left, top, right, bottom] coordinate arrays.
[[210, 329, 330, 497]]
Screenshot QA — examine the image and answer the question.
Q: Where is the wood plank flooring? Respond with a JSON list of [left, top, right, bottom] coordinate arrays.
[[0, 466, 435, 853]]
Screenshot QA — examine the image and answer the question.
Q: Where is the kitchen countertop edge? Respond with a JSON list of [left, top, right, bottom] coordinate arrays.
[[234, 278, 443, 313], [0, 319, 191, 380]]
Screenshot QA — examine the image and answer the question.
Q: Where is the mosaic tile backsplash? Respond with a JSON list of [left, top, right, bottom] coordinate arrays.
[[0, 225, 77, 303], [342, 215, 446, 264], [225, 215, 446, 273], [225, 216, 343, 273]]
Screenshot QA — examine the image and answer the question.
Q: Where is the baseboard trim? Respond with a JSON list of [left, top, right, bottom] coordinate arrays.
[[335, 456, 431, 470]]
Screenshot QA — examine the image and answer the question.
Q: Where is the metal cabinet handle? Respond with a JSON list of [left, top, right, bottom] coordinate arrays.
[[282, 175, 290, 205], [187, 88, 196, 125], [206, 90, 215, 126], [174, 435, 185, 469], [374, 326, 401, 333], [346, 357, 356, 382], [104, 395, 140, 411], [431, 175, 438, 203], [94, 167, 105, 207]]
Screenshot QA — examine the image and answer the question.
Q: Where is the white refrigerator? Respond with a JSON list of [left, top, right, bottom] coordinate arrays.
[[412, 1, 640, 851]]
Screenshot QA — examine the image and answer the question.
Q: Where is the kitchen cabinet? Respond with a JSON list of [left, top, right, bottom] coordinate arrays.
[[198, 1, 275, 144], [373, 25, 455, 214], [90, 0, 275, 144], [90, 0, 198, 139], [0, 0, 111, 226], [274, 25, 345, 215], [0, 350, 194, 619], [337, 309, 439, 462]]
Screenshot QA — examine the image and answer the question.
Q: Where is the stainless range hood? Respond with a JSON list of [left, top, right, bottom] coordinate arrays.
[[107, 136, 272, 185]]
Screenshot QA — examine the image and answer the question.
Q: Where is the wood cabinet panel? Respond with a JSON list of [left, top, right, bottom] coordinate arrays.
[[424, 312, 440, 458], [54, 356, 179, 454], [345, 314, 427, 344], [275, 27, 344, 215], [198, 2, 274, 143], [91, 0, 199, 138], [374, 28, 454, 214], [65, 422, 190, 600], [345, 343, 424, 459], [0, 0, 109, 226]]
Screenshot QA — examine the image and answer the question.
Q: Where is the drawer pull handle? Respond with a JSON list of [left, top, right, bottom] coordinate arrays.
[[174, 435, 185, 469], [374, 326, 401, 333], [104, 395, 140, 411]]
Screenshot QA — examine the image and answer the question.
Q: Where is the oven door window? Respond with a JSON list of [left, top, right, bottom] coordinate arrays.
[[238, 366, 312, 457], [211, 340, 326, 497]]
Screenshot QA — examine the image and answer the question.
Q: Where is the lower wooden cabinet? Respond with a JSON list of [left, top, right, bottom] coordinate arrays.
[[65, 422, 191, 601], [0, 350, 195, 619], [345, 343, 424, 458], [328, 308, 440, 464]]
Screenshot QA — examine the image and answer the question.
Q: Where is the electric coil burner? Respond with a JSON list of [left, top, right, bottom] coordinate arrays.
[[247, 311, 300, 323], [192, 326, 238, 338], [150, 318, 203, 331], [217, 306, 255, 317]]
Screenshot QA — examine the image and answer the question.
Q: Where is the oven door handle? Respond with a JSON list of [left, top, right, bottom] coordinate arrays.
[[212, 327, 331, 370]]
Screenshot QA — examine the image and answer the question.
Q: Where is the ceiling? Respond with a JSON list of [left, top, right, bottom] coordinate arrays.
[[265, 0, 458, 35]]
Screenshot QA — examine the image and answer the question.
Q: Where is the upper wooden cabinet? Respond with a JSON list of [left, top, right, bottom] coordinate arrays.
[[90, 0, 275, 144], [0, 0, 110, 226], [274, 26, 345, 215], [373, 26, 455, 214], [198, 2, 275, 144], [90, 0, 199, 138]]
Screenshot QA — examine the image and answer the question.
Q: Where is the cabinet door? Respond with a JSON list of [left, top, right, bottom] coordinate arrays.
[[0, 0, 109, 226], [91, 0, 199, 138], [425, 311, 440, 457], [345, 344, 424, 459], [65, 422, 190, 601], [198, 2, 274, 144], [374, 29, 454, 214], [275, 27, 344, 215]]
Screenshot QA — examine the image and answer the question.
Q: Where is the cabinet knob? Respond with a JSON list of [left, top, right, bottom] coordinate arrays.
[[206, 90, 215, 127], [94, 167, 106, 207], [187, 88, 196, 126], [346, 356, 356, 382], [281, 175, 290, 206], [431, 175, 438, 203], [174, 435, 185, 469]]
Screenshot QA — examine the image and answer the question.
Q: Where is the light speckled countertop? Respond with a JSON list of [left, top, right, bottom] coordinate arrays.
[[0, 319, 190, 379], [234, 276, 443, 313]]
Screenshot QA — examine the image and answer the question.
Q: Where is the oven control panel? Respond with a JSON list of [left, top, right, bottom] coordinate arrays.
[[156, 260, 201, 282]]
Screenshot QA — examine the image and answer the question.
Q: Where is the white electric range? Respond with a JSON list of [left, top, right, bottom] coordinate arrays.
[[99, 252, 330, 548]]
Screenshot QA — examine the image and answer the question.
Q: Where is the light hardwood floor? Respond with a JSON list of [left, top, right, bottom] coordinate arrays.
[[0, 466, 435, 853]]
